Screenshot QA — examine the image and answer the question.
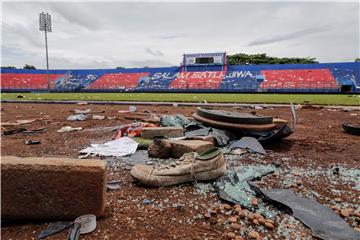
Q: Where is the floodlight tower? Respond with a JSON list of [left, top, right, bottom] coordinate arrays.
[[39, 12, 52, 91]]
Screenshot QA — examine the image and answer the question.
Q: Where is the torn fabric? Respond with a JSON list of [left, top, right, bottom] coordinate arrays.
[[80, 137, 138, 157]]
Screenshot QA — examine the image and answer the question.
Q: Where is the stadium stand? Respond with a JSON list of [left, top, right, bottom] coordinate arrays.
[[1, 62, 359, 93]]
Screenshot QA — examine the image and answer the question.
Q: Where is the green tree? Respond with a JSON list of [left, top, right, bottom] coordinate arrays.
[[1, 66, 16, 69], [116, 66, 126, 69], [23, 64, 36, 69], [227, 53, 318, 65], [355, 58, 360, 62]]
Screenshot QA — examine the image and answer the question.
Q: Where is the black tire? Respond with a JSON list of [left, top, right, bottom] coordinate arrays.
[[342, 123, 360, 136], [196, 107, 273, 125]]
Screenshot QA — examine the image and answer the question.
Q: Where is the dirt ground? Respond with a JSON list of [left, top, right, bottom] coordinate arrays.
[[1, 102, 359, 240]]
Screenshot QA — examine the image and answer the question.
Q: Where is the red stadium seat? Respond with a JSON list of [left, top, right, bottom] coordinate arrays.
[[1, 74, 63, 90], [87, 73, 149, 90], [260, 69, 338, 90]]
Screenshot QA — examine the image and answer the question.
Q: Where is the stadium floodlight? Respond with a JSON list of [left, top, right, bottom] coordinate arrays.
[[39, 12, 52, 91]]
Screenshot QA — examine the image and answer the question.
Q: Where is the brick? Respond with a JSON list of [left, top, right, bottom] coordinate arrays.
[[141, 127, 184, 139], [168, 140, 213, 158], [1, 156, 107, 220]]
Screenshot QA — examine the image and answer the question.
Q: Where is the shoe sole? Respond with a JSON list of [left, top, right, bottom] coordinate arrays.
[[131, 164, 227, 187]]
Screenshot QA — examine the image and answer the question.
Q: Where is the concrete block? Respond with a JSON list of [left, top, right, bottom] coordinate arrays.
[[168, 140, 213, 158], [1, 156, 107, 220], [141, 127, 184, 139]]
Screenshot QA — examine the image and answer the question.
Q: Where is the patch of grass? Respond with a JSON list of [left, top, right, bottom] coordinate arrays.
[[1, 92, 359, 105]]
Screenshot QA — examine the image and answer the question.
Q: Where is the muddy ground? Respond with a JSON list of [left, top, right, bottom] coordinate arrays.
[[1, 102, 359, 240]]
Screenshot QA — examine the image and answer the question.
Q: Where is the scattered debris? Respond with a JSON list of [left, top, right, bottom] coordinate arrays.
[[230, 137, 266, 155], [129, 106, 137, 112], [160, 114, 190, 128], [107, 180, 121, 190], [25, 140, 41, 145], [92, 115, 105, 120], [142, 199, 152, 205], [256, 188, 360, 240], [67, 114, 87, 121], [342, 122, 360, 136], [80, 137, 138, 157], [73, 109, 91, 114], [2, 118, 41, 126], [57, 126, 83, 133], [215, 165, 277, 218], [37, 221, 73, 240]]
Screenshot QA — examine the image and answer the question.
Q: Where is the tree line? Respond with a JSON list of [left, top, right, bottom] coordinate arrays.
[[2, 55, 360, 69]]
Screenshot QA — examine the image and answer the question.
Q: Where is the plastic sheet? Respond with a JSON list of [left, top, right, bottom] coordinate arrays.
[[160, 114, 190, 128], [215, 165, 277, 218]]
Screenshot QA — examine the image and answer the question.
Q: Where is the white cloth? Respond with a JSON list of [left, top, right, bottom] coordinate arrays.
[[80, 137, 138, 157]]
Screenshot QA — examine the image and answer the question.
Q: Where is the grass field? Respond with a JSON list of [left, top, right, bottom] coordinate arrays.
[[1, 92, 360, 105]]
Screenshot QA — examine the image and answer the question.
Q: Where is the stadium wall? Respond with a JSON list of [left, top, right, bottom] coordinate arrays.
[[1, 62, 359, 93]]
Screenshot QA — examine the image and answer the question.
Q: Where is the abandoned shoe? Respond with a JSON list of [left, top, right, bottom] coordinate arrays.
[[131, 147, 226, 187], [148, 138, 172, 159]]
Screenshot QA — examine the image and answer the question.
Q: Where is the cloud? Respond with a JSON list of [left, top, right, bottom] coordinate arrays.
[[145, 48, 164, 57], [247, 25, 332, 46]]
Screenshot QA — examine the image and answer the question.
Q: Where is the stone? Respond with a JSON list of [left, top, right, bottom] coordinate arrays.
[[247, 213, 255, 221], [265, 219, 275, 225], [230, 223, 242, 230], [217, 217, 225, 224], [148, 139, 172, 159], [204, 212, 211, 219], [234, 236, 244, 240], [252, 219, 259, 225], [1, 156, 106, 220], [228, 216, 238, 223], [238, 210, 246, 219], [223, 203, 232, 210], [251, 198, 259, 207], [141, 127, 184, 139], [253, 213, 262, 219], [334, 197, 342, 203], [225, 232, 236, 239], [258, 217, 266, 225], [249, 230, 260, 239], [265, 222, 274, 229], [340, 209, 353, 218], [168, 140, 213, 158]]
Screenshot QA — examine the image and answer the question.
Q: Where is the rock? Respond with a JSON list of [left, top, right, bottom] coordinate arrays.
[[334, 197, 342, 203], [234, 236, 244, 240], [217, 217, 225, 224], [1, 156, 106, 219], [340, 209, 353, 218], [228, 216, 238, 223], [204, 212, 211, 219], [253, 213, 262, 219], [225, 232, 236, 239], [252, 219, 259, 225], [223, 204, 232, 210], [249, 230, 260, 239], [233, 204, 241, 210], [230, 223, 242, 230], [169, 140, 214, 158], [141, 127, 184, 139], [237, 210, 246, 219], [265, 219, 275, 225], [247, 213, 255, 221], [148, 139, 172, 159], [265, 222, 274, 229], [258, 217, 266, 225], [251, 198, 259, 206]]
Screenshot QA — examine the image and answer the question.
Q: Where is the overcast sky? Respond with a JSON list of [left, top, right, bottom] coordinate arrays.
[[1, 1, 359, 69]]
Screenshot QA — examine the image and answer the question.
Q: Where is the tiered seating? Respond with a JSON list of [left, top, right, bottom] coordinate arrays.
[[136, 71, 179, 90], [1, 73, 62, 90], [220, 71, 260, 91], [330, 67, 359, 86], [169, 71, 225, 89], [54, 72, 101, 91], [260, 69, 338, 90], [87, 72, 149, 90]]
